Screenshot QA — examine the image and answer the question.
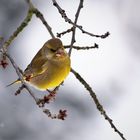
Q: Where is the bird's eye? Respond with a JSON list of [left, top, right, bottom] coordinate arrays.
[[50, 49, 56, 52]]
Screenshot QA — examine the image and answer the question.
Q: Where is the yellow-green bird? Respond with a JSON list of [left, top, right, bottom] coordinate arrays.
[[8, 38, 71, 90]]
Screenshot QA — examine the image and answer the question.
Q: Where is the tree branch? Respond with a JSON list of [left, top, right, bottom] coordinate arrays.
[[69, 0, 84, 56], [52, 0, 110, 39], [32, 8, 55, 39], [64, 43, 98, 50], [57, 27, 73, 38], [5, 52, 39, 103], [71, 68, 126, 140]]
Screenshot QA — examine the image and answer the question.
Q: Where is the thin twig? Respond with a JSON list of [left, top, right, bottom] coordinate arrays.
[[26, 0, 55, 38], [26, 0, 55, 39], [71, 68, 126, 140], [5, 52, 38, 103], [32, 8, 55, 39], [52, 0, 110, 39], [64, 43, 99, 50], [69, 0, 84, 56], [57, 27, 73, 38]]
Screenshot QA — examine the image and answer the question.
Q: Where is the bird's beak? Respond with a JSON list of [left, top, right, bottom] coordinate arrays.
[[56, 48, 65, 57]]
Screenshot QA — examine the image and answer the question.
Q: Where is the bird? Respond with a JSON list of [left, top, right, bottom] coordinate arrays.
[[8, 38, 71, 90]]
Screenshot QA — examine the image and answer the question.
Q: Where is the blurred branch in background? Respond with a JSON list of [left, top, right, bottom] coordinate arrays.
[[0, 0, 126, 140]]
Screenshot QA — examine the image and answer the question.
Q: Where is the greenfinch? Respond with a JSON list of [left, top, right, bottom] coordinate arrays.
[[8, 38, 71, 90]]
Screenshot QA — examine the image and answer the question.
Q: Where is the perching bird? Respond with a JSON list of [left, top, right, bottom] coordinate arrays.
[[8, 38, 71, 90]]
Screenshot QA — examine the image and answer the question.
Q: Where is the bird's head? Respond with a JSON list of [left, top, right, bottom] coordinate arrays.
[[45, 38, 68, 60]]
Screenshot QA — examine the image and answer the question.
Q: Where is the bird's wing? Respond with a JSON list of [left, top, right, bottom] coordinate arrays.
[[24, 47, 48, 77]]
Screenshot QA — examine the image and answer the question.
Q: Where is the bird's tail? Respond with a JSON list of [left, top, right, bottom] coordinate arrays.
[[6, 79, 21, 87]]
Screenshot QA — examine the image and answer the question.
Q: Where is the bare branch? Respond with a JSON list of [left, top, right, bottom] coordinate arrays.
[[32, 8, 55, 39], [52, 0, 110, 39], [69, 0, 84, 56], [71, 68, 126, 140], [64, 43, 98, 50], [57, 27, 73, 38], [27, 0, 55, 38], [5, 52, 39, 103]]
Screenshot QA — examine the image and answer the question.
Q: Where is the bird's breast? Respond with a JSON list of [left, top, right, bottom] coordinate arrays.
[[29, 56, 70, 90]]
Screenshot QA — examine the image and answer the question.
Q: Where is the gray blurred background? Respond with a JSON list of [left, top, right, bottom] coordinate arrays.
[[0, 0, 140, 140]]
